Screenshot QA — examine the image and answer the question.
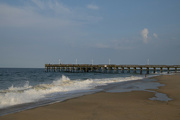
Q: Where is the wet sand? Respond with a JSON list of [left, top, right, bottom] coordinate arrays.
[[0, 74, 180, 120]]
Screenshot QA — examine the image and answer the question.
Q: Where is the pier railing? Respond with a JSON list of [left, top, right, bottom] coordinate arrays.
[[45, 64, 180, 74]]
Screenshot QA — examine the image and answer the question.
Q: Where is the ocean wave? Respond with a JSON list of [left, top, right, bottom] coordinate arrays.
[[0, 75, 144, 109]]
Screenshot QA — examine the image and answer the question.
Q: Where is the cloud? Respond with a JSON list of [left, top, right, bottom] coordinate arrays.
[[141, 28, 149, 43], [0, 1, 102, 28], [31, 0, 71, 13], [95, 43, 110, 49], [0, 0, 103, 46], [87, 4, 99, 10], [31, 0, 45, 9], [95, 39, 135, 50], [0, 2, 72, 28], [153, 33, 158, 38]]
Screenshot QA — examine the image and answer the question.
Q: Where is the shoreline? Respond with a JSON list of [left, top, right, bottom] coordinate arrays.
[[0, 74, 180, 120]]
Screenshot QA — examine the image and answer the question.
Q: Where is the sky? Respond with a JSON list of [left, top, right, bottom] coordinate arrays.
[[0, 0, 180, 68]]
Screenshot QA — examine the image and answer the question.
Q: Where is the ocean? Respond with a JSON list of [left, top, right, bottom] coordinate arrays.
[[0, 68, 170, 116]]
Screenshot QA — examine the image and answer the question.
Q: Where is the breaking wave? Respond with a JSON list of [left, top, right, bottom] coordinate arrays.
[[0, 75, 144, 108]]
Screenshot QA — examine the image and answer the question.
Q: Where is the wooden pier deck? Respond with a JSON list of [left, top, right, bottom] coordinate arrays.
[[45, 64, 180, 74]]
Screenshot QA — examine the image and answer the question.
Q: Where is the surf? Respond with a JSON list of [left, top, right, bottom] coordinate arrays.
[[0, 75, 144, 109]]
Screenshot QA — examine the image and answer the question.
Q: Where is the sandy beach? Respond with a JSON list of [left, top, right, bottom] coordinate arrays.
[[0, 74, 180, 120]]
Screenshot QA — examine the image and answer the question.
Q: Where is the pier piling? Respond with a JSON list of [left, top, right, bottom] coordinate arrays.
[[45, 64, 180, 74]]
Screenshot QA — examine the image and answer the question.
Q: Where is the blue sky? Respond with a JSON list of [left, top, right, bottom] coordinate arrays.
[[0, 0, 180, 68]]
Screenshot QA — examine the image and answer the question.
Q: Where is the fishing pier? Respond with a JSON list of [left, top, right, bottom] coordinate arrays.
[[45, 64, 180, 74]]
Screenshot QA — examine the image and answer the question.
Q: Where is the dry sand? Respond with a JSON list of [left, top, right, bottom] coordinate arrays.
[[0, 74, 180, 120]]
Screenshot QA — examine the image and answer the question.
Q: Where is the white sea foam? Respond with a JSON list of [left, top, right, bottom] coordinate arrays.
[[8, 81, 32, 91], [0, 75, 144, 108]]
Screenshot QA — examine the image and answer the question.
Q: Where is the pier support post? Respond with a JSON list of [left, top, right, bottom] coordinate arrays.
[[167, 67, 169, 74], [146, 67, 149, 74], [110, 67, 112, 72], [84, 67, 86, 72], [121, 67, 124, 73], [108, 67, 112, 73], [175, 67, 177, 73], [115, 67, 118, 73], [102, 67, 104, 73], [74, 67, 77, 72], [97, 67, 100, 72], [140, 67, 142, 74], [85, 67, 88, 72], [153, 67, 156, 73], [104, 67, 107, 72], [94, 67, 96, 72], [107, 67, 109, 73], [80, 67, 82, 72], [133, 67, 136, 73], [127, 67, 130, 73], [160, 67, 163, 73], [114, 67, 116, 73]]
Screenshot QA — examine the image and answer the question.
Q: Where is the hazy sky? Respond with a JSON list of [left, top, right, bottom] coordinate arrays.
[[0, 0, 180, 68]]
